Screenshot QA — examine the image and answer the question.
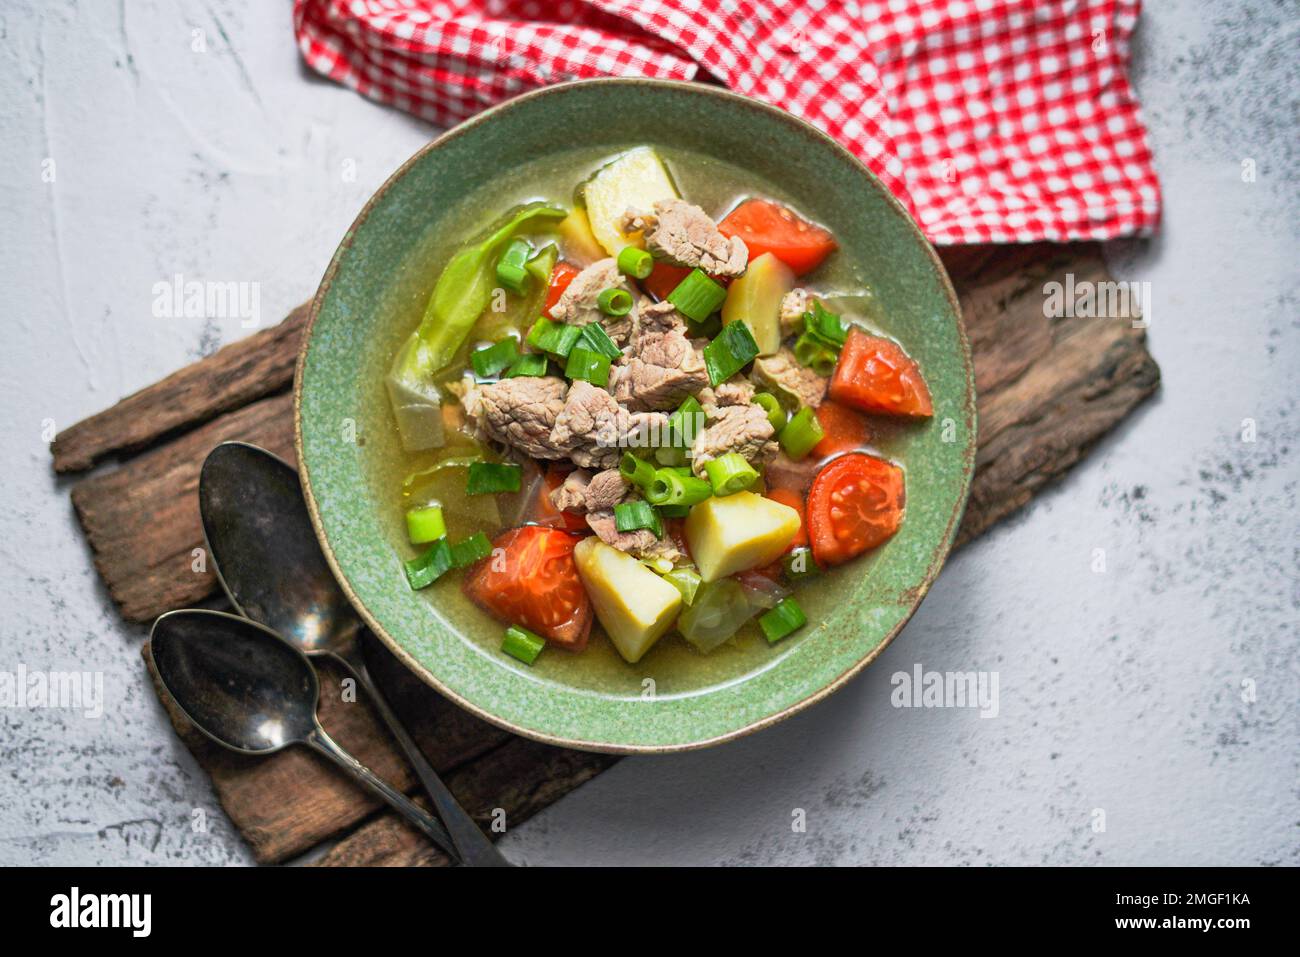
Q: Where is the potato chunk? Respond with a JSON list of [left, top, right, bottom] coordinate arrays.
[[684, 492, 801, 582], [574, 537, 682, 664], [721, 252, 795, 356]]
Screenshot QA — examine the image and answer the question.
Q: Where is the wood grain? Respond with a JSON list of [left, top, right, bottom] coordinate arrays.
[[52, 304, 309, 473], [61, 242, 1159, 866]]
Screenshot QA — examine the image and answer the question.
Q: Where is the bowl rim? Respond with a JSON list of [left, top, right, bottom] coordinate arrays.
[[294, 76, 976, 754]]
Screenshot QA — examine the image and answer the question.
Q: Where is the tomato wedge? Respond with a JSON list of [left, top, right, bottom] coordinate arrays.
[[462, 526, 593, 650], [535, 465, 592, 532], [764, 487, 808, 551], [807, 454, 905, 566], [812, 401, 872, 458], [543, 261, 581, 314], [718, 199, 837, 276], [829, 328, 933, 418], [641, 261, 692, 301]]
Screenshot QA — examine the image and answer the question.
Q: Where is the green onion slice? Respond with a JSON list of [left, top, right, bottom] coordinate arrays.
[[495, 238, 533, 295], [578, 321, 623, 360], [657, 503, 691, 518], [616, 246, 654, 279], [793, 331, 838, 377], [703, 452, 759, 496], [619, 452, 657, 492], [502, 625, 546, 665], [405, 505, 446, 545], [666, 395, 704, 448], [648, 467, 712, 507], [403, 538, 453, 590], [778, 406, 825, 460], [470, 337, 521, 378], [703, 320, 760, 387], [802, 301, 847, 351], [564, 346, 612, 387], [526, 316, 582, 358], [758, 596, 807, 644], [450, 532, 493, 568], [667, 268, 728, 322], [782, 547, 820, 581], [613, 500, 663, 537], [597, 287, 633, 317], [503, 352, 549, 378], [466, 461, 522, 495], [752, 391, 787, 432]]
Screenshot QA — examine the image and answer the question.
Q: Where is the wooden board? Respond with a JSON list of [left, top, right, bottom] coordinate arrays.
[[58, 242, 1158, 865]]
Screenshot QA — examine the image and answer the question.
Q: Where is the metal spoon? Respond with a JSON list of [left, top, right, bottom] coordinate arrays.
[[198, 441, 509, 867], [150, 608, 459, 858]]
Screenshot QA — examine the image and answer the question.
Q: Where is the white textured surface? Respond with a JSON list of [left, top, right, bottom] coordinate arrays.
[[0, 1, 1294, 866]]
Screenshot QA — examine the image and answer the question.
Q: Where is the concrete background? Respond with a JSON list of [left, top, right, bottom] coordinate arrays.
[[0, 1, 1294, 866]]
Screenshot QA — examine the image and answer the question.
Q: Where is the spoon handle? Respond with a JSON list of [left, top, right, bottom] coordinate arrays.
[[305, 726, 460, 861], [337, 647, 512, 867]]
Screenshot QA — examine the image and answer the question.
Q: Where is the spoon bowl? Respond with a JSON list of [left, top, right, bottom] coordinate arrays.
[[150, 607, 323, 753]]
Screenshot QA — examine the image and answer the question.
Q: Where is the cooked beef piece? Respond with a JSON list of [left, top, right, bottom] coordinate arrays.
[[550, 468, 591, 512], [763, 450, 821, 495], [699, 379, 756, 414], [586, 508, 683, 564], [620, 199, 748, 277], [752, 347, 828, 408], [550, 380, 667, 469], [779, 288, 809, 338], [467, 376, 569, 459], [549, 467, 628, 514], [548, 258, 633, 344], [609, 300, 710, 411], [690, 402, 778, 477]]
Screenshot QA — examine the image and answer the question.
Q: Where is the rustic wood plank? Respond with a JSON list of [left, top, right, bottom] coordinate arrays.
[[71, 392, 297, 622], [62, 241, 1161, 867], [51, 304, 309, 472], [144, 631, 511, 864]]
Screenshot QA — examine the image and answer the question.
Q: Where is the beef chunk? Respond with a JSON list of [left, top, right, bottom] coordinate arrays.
[[620, 199, 748, 277], [549, 468, 628, 514], [609, 300, 709, 411], [549, 380, 667, 469], [752, 347, 828, 408], [548, 258, 633, 344], [779, 288, 809, 338], [699, 379, 756, 414], [468, 376, 569, 459], [690, 402, 777, 477], [586, 508, 683, 564]]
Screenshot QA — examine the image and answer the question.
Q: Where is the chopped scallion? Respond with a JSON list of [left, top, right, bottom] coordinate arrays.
[[614, 500, 663, 537], [502, 625, 546, 665], [526, 316, 582, 358], [667, 268, 727, 322], [758, 596, 807, 644], [619, 452, 657, 492], [793, 331, 838, 377], [666, 395, 704, 448], [470, 337, 521, 378], [403, 538, 453, 590], [450, 532, 493, 568], [578, 321, 622, 360], [495, 238, 533, 295], [405, 505, 446, 545], [752, 391, 787, 432], [564, 346, 612, 387], [654, 445, 687, 468], [504, 352, 549, 377], [704, 452, 759, 496], [802, 301, 847, 351], [466, 461, 522, 495], [703, 319, 760, 387], [616, 246, 654, 279], [525, 243, 558, 285], [782, 547, 820, 581], [597, 287, 633, 317], [778, 407, 825, 460], [647, 467, 712, 507], [658, 503, 691, 518]]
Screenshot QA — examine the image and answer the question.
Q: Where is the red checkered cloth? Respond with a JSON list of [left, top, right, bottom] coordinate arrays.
[[294, 0, 1161, 245]]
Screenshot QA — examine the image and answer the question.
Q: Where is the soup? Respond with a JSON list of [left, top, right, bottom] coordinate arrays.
[[365, 144, 932, 674]]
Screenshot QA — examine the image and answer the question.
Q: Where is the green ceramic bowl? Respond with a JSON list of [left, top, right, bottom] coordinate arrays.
[[295, 78, 975, 753]]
